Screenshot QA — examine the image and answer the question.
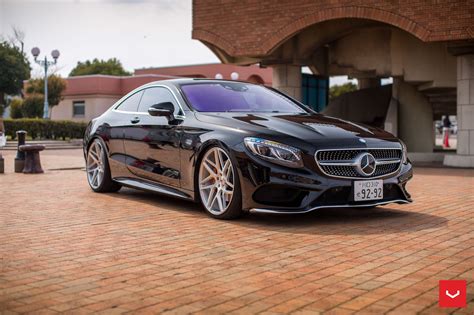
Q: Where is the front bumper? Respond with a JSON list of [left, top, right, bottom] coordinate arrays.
[[234, 148, 413, 214]]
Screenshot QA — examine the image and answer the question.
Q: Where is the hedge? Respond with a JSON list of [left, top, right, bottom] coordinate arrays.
[[3, 119, 88, 140]]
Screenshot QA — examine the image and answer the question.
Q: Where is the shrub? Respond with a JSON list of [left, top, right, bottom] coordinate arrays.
[[22, 94, 44, 118], [9, 98, 23, 119], [3, 118, 88, 140]]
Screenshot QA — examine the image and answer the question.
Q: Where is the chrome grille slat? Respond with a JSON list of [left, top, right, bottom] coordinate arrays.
[[315, 148, 402, 179]]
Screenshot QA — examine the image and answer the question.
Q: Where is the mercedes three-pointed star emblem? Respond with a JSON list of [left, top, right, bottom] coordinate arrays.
[[355, 153, 376, 176]]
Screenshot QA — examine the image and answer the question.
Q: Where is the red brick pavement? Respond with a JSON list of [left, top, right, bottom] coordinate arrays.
[[0, 153, 473, 314]]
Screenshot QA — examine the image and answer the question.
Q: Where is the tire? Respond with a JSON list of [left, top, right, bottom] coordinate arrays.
[[197, 144, 242, 219], [86, 138, 121, 193]]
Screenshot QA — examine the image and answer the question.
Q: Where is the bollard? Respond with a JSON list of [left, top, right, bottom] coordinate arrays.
[[0, 154, 3, 174], [14, 130, 27, 173], [19, 145, 45, 174]]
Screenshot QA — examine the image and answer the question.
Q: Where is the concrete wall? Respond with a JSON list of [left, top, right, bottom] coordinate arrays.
[[52, 95, 120, 122], [323, 85, 392, 128], [272, 65, 302, 101], [329, 28, 456, 88], [445, 55, 474, 167], [393, 79, 434, 152]]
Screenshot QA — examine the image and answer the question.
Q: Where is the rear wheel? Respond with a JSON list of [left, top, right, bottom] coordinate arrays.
[[86, 139, 121, 193], [198, 146, 242, 219]]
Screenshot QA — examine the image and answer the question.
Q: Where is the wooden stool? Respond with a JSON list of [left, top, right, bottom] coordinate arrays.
[[19, 145, 46, 174]]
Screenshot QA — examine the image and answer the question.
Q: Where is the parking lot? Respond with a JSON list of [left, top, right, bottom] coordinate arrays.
[[0, 149, 473, 314]]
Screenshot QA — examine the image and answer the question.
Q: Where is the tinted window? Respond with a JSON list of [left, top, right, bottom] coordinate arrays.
[[138, 87, 177, 113], [181, 82, 306, 113], [116, 90, 143, 112]]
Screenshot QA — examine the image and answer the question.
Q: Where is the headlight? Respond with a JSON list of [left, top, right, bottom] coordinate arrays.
[[400, 140, 408, 164], [244, 137, 303, 168]]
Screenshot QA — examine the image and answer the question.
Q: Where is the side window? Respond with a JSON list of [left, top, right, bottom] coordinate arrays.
[[138, 87, 177, 113], [116, 90, 143, 112]]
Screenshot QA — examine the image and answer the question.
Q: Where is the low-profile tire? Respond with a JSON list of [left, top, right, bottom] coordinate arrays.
[[197, 144, 242, 220], [86, 138, 121, 193]]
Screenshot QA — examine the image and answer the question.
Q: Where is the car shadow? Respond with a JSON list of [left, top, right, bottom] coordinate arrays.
[[112, 188, 448, 236]]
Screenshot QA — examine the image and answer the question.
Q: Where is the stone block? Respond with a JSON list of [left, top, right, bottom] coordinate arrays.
[[460, 105, 474, 130], [457, 131, 469, 155], [457, 79, 470, 105]]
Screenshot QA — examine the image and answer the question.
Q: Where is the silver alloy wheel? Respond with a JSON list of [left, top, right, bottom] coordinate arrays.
[[87, 141, 105, 189], [198, 147, 235, 215]]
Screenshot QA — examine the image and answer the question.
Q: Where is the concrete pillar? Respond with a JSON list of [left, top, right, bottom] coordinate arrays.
[[272, 65, 302, 101], [393, 78, 434, 152], [444, 55, 474, 167], [358, 78, 381, 90]]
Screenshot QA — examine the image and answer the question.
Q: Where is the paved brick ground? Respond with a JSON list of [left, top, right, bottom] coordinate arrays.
[[0, 150, 473, 314]]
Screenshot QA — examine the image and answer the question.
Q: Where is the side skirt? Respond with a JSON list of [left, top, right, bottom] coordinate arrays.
[[114, 177, 194, 201]]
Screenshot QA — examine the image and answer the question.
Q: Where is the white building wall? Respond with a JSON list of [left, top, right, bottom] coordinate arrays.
[[51, 95, 120, 122]]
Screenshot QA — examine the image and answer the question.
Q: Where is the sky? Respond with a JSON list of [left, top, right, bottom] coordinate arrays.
[[0, 0, 357, 86]]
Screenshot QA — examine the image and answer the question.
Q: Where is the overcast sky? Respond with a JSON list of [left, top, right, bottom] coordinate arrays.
[[0, 0, 219, 77], [0, 0, 355, 85]]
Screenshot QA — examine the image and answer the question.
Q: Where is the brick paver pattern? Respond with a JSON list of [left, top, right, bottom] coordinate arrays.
[[0, 150, 473, 314]]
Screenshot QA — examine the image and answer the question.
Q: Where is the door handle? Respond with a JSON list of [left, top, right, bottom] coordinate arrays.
[[130, 117, 140, 124]]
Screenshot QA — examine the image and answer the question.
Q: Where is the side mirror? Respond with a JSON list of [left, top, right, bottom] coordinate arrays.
[[148, 102, 175, 121]]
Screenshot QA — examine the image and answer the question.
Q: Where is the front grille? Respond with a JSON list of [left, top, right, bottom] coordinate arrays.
[[315, 148, 402, 179]]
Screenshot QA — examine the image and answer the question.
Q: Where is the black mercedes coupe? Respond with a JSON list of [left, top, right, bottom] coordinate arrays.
[[83, 79, 413, 219]]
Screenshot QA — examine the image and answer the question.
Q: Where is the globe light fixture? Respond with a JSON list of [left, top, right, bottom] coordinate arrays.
[[31, 47, 40, 59], [31, 47, 61, 119], [215, 73, 223, 79], [230, 72, 239, 80]]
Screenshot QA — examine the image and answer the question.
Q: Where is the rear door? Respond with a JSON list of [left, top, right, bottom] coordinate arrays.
[[123, 86, 182, 188]]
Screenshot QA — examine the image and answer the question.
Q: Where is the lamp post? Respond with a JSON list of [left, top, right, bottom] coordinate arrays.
[[31, 47, 60, 119]]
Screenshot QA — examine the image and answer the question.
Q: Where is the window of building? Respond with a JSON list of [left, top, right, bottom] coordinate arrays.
[[115, 90, 143, 112], [73, 101, 85, 117], [137, 87, 177, 113]]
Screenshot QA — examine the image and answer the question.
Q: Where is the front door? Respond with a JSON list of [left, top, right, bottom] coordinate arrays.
[[123, 86, 182, 188]]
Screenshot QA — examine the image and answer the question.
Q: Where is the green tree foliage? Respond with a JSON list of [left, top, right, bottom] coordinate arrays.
[[26, 74, 67, 107], [22, 94, 44, 118], [0, 41, 31, 107], [9, 98, 24, 119], [69, 58, 131, 76], [329, 82, 358, 100]]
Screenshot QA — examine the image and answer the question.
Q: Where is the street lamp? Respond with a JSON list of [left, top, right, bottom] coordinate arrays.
[[31, 47, 60, 119]]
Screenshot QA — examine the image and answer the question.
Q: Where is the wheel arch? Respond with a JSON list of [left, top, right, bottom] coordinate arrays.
[[192, 139, 234, 202]]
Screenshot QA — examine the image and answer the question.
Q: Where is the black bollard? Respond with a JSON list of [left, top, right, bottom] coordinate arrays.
[[14, 130, 27, 173], [0, 153, 3, 174]]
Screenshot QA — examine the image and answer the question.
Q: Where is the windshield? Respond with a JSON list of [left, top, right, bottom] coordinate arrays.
[[180, 82, 306, 113]]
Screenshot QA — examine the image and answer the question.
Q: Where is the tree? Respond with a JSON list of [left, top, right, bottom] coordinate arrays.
[[329, 82, 357, 100], [0, 41, 31, 110], [69, 58, 131, 76], [9, 27, 25, 53], [26, 74, 67, 110], [22, 94, 44, 118], [9, 98, 23, 119]]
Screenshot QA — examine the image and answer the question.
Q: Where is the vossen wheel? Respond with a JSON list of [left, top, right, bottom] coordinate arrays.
[[198, 146, 242, 219], [86, 138, 121, 193]]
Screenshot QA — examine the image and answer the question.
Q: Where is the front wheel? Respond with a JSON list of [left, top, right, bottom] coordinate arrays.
[[198, 145, 242, 219], [86, 138, 121, 193]]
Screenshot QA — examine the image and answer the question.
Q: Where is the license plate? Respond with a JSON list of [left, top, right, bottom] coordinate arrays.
[[354, 180, 383, 201]]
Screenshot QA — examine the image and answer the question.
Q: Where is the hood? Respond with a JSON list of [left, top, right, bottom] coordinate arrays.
[[194, 112, 400, 148]]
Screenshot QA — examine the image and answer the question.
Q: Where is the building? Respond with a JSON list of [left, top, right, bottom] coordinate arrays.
[[52, 63, 272, 122], [192, 0, 474, 167]]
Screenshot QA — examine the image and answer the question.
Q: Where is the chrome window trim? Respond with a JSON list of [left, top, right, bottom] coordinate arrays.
[[112, 84, 186, 118], [314, 147, 403, 180]]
